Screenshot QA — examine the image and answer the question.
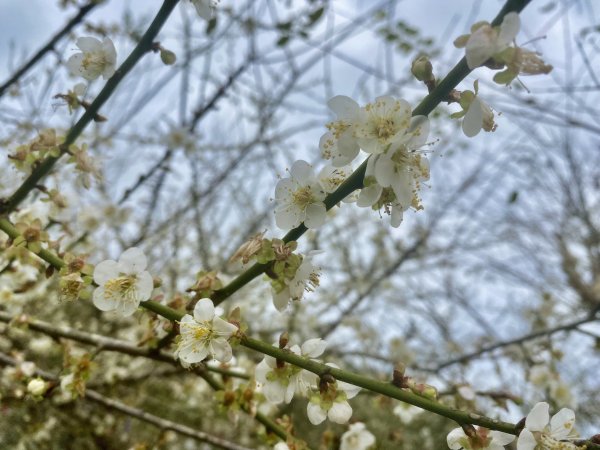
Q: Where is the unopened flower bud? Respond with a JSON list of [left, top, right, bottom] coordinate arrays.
[[411, 56, 434, 82], [160, 49, 177, 65]]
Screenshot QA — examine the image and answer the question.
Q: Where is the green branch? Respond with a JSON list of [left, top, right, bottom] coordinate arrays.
[[1, 0, 181, 215]]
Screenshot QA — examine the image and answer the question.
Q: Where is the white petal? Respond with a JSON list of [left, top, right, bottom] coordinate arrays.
[[210, 338, 233, 362], [304, 202, 326, 229], [275, 178, 295, 203], [516, 429, 537, 450], [407, 115, 430, 149], [525, 402, 549, 432], [390, 204, 404, 228], [374, 154, 395, 187], [193, 298, 215, 322], [192, 0, 212, 20], [117, 299, 139, 317], [284, 381, 296, 404], [328, 95, 360, 119], [93, 259, 119, 285], [212, 316, 238, 337], [92, 287, 117, 311], [307, 402, 327, 425], [263, 380, 286, 404], [336, 133, 360, 160], [290, 160, 314, 183], [135, 271, 154, 301], [549, 408, 575, 440], [275, 206, 302, 230], [498, 12, 520, 46], [301, 338, 327, 358], [462, 97, 484, 137], [391, 171, 412, 208], [446, 428, 467, 449], [328, 401, 353, 424], [465, 25, 497, 69], [76, 36, 102, 52], [66, 53, 84, 76], [254, 359, 271, 384], [179, 345, 209, 364], [118, 247, 147, 273], [490, 430, 516, 445], [272, 287, 290, 312], [357, 184, 382, 207]]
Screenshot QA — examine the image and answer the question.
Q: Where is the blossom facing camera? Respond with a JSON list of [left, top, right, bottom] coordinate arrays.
[[175, 298, 238, 365], [92, 247, 153, 316], [274, 160, 327, 230], [67, 37, 117, 81]]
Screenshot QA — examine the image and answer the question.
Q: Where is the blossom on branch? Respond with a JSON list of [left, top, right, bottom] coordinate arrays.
[[447, 426, 514, 450], [320, 95, 362, 167], [274, 160, 327, 230], [255, 338, 326, 404], [67, 37, 117, 81], [190, 0, 219, 20], [271, 251, 321, 311], [516, 402, 580, 450], [92, 247, 153, 316], [175, 298, 238, 364], [356, 114, 430, 227], [307, 364, 360, 425]]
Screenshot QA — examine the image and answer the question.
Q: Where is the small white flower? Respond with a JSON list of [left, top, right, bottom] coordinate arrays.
[[320, 96, 362, 167], [20, 361, 36, 377], [275, 160, 327, 230], [356, 115, 430, 227], [92, 247, 153, 316], [190, 0, 218, 20], [318, 164, 352, 194], [354, 96, 412, 155], [272, 251, 320, 311], [67, 36, 117, 81], [447, 426, 514, 450], [340, 422, 376, 450], [307, 364, 360, 425], [517, 402, 579, 450], [175, 298, 238, 364], [273, 443, 290, 450], [464, 12, 520, 69], [27, 378, 48, 396], [255, 338, 326, 404], [462, 95, 496, 137]]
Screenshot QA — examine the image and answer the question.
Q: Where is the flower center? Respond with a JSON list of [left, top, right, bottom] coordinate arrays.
[[82, 52, 107, 73], [193, 325, 212, 341], [375, 117, 396, 140], [292, 186, 316, 209], [105, 275, 138, 303]]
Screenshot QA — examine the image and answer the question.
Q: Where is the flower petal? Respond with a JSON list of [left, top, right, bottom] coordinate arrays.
[[210, 338, 233, 362], [525, 402, 549, 432], [193, 298, 215, 322], [290, 160, 314, 183], [304, 202, 326, 229], [307, 402, 327, 425], [301, 338, 327, 358], [92, 286, 117, 311], [357, 184, 382, 207], [328, 400, 353, 424], [328, 95, 360, 119], [463, 97, 484, 137], [549, 408, 575, 440], [136, 271, 154, 302], [498, 12, 520, 46], [118, 247, 147, 274], [446, 428, 467, 449], [516, 429, 537, 450], [212, 316, 238, 337], [93, 259, 119, 285], [76, 36, 102, 52]]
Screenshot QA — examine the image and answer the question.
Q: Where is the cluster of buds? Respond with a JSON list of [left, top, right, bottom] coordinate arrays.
[[58, 253, 94, 302], [392, 363, 438, 400]]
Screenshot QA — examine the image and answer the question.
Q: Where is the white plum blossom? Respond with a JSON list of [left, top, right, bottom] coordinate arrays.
[[517, 402, 579, 450], [175, 298, 238, 364], [92, 247, 153, 316], [67, 37, 117, 81], [357, 115, 430, 227], [320, 96, 362, 166], [340, 422, 376, 450], [191, 0, 218, 20], [306, 364, 360, 425], [354, 96, 413, 155], [275, 160, 327, 230], [318, 164, 352, 194], [461, 12, 520, 69], [272, 251, 321, 311], [255, 338, 326, 404], [447, 426, 514, 450], [393, 404, 423, 424]]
